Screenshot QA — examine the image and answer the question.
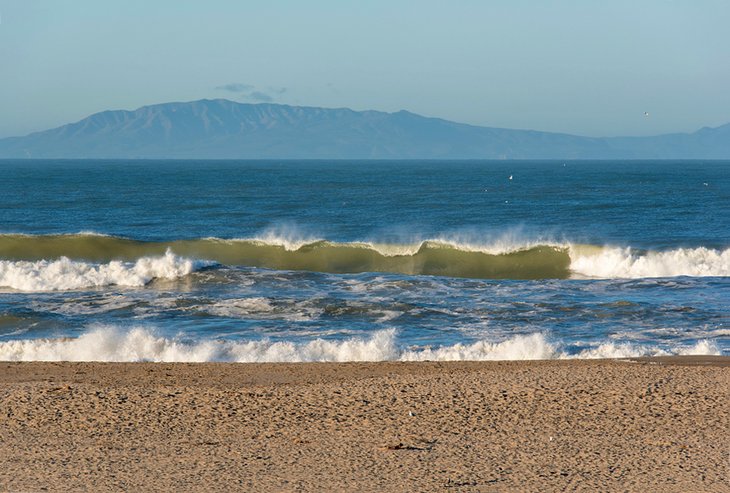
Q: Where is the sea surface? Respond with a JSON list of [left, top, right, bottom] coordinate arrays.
[[0, 160, 728, 361]]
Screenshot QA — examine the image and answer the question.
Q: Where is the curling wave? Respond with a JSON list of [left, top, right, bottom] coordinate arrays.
[[0, 327, 720, 362], [0, 234, 728, 281], [0, 233, 571, 279]]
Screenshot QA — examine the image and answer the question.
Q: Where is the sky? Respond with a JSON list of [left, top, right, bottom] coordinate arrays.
[[0, 0, 729, 138]]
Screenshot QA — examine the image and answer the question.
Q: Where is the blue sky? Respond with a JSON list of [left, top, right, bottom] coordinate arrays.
[[1, 0, 728, 138]]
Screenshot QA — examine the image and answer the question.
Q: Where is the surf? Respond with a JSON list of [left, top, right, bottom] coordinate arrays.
[[0, 234, 728, 287], [0, 326, 720, 362], [0, 249, 209, 291]]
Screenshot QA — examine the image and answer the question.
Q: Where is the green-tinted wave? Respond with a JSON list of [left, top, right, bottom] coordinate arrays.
[[0, 234, 572, 280]]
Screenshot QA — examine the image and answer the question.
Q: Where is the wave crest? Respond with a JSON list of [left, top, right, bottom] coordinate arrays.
[[0, 327, 720, 362], [0, 234, 728, 280]]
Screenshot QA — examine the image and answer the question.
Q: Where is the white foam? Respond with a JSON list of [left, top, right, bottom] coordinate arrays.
[[572, 339, 721, 358], [0, 327, 399, 362], [570, 246, 730, 279], [401, 333, 559, 361], [247, 224, 323, 251], [676, 339, 721, 356], [573, 342, 669, 359], [0, 250, 208, 292], [0, 327, 721, 362]]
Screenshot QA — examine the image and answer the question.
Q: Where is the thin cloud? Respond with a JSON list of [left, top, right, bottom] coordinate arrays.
[[214, 83, 288, 103], [247, 91, 274, 102], [215, 83, 254, 93]]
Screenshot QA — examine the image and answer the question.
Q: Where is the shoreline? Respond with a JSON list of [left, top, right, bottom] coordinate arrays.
[[1, 356, 727, 385], [1, 357, 728, 492]]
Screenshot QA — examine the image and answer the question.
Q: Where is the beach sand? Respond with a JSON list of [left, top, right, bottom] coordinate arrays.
[[0, 358, 727, 492]]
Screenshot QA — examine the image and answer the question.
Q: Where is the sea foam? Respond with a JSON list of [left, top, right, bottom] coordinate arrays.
[[0, 327, 720, 362], [0, 250, 207, 291], [569, 246, 730, 279]]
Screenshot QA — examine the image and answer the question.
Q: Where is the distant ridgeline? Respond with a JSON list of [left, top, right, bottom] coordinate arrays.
[[0, 99, 728, 159]]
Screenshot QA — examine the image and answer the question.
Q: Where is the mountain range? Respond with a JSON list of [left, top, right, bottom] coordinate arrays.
[[0, 99, 728, 159]]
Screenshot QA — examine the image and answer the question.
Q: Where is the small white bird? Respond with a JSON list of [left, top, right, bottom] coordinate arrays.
[[644, 112, 649, 117], [508, 175, 513, 180]]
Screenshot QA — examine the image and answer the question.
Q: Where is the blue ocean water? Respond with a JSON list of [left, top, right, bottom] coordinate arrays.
[[0, 160, 728, 361]]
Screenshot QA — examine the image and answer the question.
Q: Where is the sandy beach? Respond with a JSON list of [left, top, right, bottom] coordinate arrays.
[[0, 357, 727, 492]]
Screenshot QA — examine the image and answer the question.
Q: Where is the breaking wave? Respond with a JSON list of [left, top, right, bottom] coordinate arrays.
[[569, 245, 730, 278], [0, 249, 209, 291], [0, 327, 720, 362], [0, 234, 727, 283]]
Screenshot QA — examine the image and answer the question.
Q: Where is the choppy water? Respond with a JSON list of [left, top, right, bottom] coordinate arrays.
[[0, 160, 728, 361]]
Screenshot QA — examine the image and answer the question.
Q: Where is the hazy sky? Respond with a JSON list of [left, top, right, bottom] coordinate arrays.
[[1, 1, 729, 138]]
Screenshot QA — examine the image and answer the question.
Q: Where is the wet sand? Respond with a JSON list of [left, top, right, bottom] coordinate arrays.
[[0, 357, 728, 492]]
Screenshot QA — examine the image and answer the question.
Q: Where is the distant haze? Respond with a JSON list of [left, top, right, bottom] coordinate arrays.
[[0, 1, 728, 139], [1, 99, 728, 159]]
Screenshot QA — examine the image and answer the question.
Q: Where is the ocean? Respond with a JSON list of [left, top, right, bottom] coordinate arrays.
[[0, 159, 727, 361]]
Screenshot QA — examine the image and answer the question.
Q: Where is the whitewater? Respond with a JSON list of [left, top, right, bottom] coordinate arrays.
[[0, 326, 720, 362], [1, 159, 728, 361]]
